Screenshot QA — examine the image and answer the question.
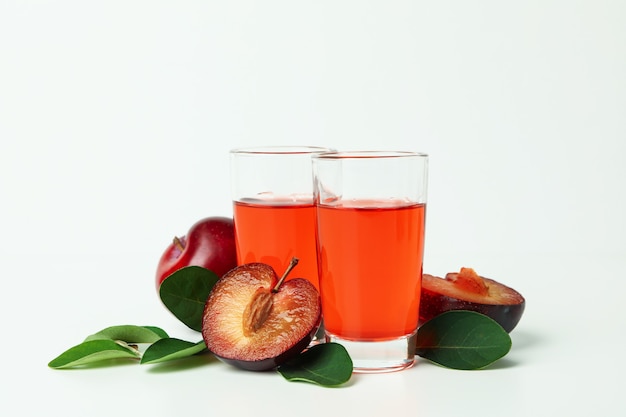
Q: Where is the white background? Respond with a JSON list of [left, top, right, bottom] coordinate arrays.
[[1, 1, 624, 416]]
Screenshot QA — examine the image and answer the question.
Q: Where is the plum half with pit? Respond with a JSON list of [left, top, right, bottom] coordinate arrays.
[[419, 267, 525, 333], [201, 259, 321, 371]]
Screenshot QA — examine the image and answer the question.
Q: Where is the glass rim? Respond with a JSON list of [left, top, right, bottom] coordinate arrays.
[[312, 150, 428, 160], [230, 145, 334, 155]]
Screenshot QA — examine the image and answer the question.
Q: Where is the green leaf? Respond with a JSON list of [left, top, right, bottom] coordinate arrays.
[[141, 338, 208, 364], [277, 343, 353, 387], [159, 266, 219, 332], [84, 325, 168, 343], [48, 339, 140, 369], [415, 310, 512, 370], [141, 326, 170, 339]]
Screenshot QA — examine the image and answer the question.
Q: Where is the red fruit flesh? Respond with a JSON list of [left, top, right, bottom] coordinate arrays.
[[202, 263, 321, 371], [449, 267, 490, 297], [428, 268, 523, 305], [419, 268, 525, 333]]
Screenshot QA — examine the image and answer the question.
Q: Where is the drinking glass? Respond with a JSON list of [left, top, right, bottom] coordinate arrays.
[[313, 151, 428, 372], [230, 146, 333, 342]]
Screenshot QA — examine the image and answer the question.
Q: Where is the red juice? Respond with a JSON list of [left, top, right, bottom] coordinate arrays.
[[233, 199, 319, 290], [316, 201, 426, 340]]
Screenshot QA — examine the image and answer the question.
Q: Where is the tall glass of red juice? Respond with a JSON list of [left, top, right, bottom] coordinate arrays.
[[313, 151, 428, 372], [230, 146, 334, 341]]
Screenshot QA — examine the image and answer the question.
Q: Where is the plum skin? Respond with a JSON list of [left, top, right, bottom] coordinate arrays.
[[155, 216, 237, 290], [211, 321, 320, 371], [419, 278, 526, 333]]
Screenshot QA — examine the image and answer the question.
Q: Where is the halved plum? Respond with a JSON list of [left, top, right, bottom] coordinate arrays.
[[201, 261, 322, 371], [419, 267, 525, 333]]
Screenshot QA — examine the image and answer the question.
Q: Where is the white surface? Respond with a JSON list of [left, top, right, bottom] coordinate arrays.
[[1, 1, 625, 416]]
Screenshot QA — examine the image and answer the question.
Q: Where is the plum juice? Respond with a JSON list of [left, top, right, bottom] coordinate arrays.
[[316, 201, 426, 340], [233, 199, 319, 290]]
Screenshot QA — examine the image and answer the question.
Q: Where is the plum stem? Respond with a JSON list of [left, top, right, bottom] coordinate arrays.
[[272, 257, 299, 293], [172, 236, 185, 252]]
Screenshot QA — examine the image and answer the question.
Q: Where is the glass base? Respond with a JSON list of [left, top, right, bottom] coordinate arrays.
[[308, 319, 326, 346], [325, 331, 417, 373]]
